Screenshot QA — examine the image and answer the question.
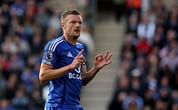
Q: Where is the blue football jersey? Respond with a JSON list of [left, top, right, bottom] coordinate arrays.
[[42, 36, 84, 108]]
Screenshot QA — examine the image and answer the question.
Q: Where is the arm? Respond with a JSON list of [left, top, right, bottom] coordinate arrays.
[[82, 64, 99, 86], [82, 51, 112, 86], [39, 64, 73, 83], [39, 49, 85, 84]]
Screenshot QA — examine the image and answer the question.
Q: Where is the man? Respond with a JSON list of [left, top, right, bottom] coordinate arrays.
[[39, 9, 112, 110]]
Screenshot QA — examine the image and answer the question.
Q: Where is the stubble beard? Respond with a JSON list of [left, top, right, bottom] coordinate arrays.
[[73, 35, 79, 40], [71, 32, 80, 40]]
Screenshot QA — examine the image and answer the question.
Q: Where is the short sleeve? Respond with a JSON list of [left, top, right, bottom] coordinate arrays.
[[41, 41, 58, 66]]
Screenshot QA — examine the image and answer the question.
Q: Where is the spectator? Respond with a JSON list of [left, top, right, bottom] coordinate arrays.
[[137, 13, 156, 44], [10, 0, 25, 18], [11, 84, 29, 110], [0, 98, 14, 110], [0, 73, 6, 99], [122, 91, 143, 110], [126, 12, 139, 34], [0, 2, 11, 37], [109, 1, 178, 110], [30, 89, 44, 110], [4, 74, 18, 100]]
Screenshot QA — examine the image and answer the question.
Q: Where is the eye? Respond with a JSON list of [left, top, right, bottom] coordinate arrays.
[[71, 21, 76, 24], [79, 21, 82, 24]]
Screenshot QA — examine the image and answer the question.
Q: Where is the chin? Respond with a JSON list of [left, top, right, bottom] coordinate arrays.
[[74, 35, 80, 40]]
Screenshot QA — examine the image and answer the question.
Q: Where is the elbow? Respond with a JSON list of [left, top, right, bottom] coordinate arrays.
[[39, 76, 46, 84], [39, 72, 48, 84]]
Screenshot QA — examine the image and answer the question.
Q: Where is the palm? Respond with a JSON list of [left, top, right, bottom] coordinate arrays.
[[95, 52, 112, 69]]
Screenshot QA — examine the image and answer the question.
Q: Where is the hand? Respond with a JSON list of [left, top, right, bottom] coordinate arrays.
[[69, 49, 85, 70], [95, 51, 112, 70]]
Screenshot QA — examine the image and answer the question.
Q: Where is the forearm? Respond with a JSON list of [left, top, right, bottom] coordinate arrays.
[[82, 51, 112, 85], [82, 65, 100, 86], [39, 64, 73, 83]]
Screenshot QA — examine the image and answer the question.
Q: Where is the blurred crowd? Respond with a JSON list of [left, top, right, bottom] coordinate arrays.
[[109, 0, 178, 110], [0, 0, 94, 110]]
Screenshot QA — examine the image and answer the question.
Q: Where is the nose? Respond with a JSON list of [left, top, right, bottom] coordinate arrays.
[[76, 22, 81, 27], [76, 23, 80, 27]]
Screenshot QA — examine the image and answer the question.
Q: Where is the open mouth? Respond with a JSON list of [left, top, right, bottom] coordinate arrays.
[[74, 29, 80, 33]]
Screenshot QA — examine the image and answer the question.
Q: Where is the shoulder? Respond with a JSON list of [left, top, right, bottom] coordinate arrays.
[[44, 36, 64, 52]]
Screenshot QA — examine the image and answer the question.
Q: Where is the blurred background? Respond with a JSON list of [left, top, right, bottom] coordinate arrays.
[[0, 0, 178, 110]]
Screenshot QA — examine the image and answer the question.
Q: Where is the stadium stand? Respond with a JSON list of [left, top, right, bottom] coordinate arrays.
[[108, 0, 178, 110]]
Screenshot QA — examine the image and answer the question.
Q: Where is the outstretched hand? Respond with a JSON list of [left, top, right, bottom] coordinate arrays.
[[95, 51, 112, 70]]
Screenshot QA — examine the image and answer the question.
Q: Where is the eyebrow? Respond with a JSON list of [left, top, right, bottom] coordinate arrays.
[[69, 19, 82, 23]]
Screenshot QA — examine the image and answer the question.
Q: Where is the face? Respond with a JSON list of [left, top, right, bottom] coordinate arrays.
[[62, 15, 82, 40]]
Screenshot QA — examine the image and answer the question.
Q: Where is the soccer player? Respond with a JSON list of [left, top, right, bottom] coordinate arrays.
[[39, 9, 112, 110]]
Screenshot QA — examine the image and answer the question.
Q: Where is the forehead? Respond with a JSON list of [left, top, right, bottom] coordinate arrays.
[[64, 15, 82, 22]]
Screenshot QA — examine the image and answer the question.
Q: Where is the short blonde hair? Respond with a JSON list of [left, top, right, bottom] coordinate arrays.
[[61, 9, 81, 21]]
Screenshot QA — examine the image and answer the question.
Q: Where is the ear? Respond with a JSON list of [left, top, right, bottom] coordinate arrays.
[[61, 20, 64, 29]]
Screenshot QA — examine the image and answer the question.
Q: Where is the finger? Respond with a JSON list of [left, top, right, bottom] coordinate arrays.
[[77, 49, 84, 57], [82, 63, 87, 73], [77, 55, 86, 62], [105, 60, 112, 65], [104, 51, 109, 59], [77, 58, 85, 64], [95, 54, 103, 60], [105, 53, 112, 61], [76, 49, 86, 62]]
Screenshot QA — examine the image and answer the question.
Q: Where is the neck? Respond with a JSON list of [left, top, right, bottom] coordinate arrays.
[[64, 34, 77, 45]]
